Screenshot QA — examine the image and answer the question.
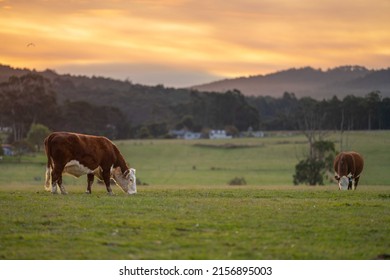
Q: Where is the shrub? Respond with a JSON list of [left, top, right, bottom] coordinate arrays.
[[293, 158, 325, 186], [228, 177, 247, 186], [293, 140, 336, 186]]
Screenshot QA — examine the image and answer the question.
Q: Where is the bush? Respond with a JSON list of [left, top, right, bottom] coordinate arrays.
[[228, 177, 247, 186], [293, 140, 336, 186], [293, 158, 325, 186]]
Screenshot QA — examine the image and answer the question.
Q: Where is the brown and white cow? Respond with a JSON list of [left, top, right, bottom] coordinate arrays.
[[44, 132, 136, 195], [333, 151, 364, 190]]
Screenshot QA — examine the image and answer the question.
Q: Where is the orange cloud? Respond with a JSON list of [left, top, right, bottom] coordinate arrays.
[[1, 0, 389, 85]]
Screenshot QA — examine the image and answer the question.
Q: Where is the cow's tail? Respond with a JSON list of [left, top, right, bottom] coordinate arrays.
[[44, 134, 54, 191]]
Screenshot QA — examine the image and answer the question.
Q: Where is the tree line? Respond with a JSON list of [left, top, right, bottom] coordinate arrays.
[[170, 89, 390, 135], [249, 91, 390, 131], [0, 73, 127, 143], [1, 73, 389, 145]]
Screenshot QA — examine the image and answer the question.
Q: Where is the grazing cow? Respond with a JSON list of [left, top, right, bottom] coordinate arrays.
[[44, 132, 136, 195], [333, 151, 364, 190]]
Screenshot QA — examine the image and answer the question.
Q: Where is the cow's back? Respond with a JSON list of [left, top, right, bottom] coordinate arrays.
[[45, 132, 116, 170], [349, 151, 364, 177], [334, 151, 364, 177]]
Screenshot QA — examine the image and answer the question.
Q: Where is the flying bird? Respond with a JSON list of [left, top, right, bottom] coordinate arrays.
[[27, 43, 35, 47]]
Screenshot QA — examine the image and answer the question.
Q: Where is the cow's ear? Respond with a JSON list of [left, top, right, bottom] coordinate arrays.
[[130, 168, 136, 176], [123, 169, 130, 178]]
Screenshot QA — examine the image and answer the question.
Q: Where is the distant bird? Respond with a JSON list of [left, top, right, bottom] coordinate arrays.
[[27, 43, 35, 47]]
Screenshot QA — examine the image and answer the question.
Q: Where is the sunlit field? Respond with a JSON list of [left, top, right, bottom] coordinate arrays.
[[0, 131, 389, 259]]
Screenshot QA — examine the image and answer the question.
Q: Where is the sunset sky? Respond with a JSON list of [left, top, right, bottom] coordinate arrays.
[[1, 0, 390, 87]]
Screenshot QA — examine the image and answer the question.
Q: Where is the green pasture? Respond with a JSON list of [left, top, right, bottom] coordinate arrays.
[[0, 131, 389, 259], [1, 131, 390, 187], [0, 186, 389, 259]]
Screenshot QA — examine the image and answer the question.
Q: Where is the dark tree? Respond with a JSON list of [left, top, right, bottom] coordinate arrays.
[[26, 123, 51, 152], [364, 91, 382, 130], [0, 74, 57, 142]]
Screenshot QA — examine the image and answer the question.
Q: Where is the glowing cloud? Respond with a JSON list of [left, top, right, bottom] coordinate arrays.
[[1, 0, 389, 86]]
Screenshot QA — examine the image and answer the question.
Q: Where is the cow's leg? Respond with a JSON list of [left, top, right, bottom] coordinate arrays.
[[353, 176, 360, 190], [58, 177, 67, 195], [348, 177, 353, 190], [51, 181, 58, 194], [51, 171, 59, 194], [44, 166, 51, 192], [51, 166, 66, 194], [86, 174, 94, 194], [102, 169, 113, 195]]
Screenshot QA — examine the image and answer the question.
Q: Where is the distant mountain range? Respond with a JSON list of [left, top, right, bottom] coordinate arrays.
[[1, 64, 390, 102], [192, 66, 390, 98], [1, 64, 390, 134]]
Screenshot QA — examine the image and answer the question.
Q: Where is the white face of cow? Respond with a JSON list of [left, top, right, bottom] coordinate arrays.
[[112, 167, 137, 194], [338, 176, 349, 190]]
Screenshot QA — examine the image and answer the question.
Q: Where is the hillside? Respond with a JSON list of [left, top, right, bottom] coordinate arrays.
[[3, 64, 389, 105], [0, 64, 190, 126], [192, 66, 390, 98], [2, 64, 390, 139]]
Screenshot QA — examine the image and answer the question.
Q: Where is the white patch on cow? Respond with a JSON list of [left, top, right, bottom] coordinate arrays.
[[44, 166, 51, 191], [339, 176, 349, 190], [63, 160, 93, 177], [63, 160, 102, 178]]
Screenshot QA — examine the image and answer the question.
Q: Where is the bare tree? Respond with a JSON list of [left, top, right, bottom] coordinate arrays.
[[296, 97, 328, 159], [293, 97, 335, 186]]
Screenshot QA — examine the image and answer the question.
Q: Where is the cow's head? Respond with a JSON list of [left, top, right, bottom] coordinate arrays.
[[335, 173, 352, 190], [112, 167, 137, 194]]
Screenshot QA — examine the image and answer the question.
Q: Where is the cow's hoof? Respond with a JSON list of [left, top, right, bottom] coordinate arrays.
[[107, 192, 115, 196], [85, 191, 91, 195]]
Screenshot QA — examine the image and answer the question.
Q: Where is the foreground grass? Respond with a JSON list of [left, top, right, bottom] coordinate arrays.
[[1, 185, 389, 260]]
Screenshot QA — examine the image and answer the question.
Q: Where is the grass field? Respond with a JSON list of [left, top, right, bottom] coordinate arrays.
[[0, 131, 389, 259]]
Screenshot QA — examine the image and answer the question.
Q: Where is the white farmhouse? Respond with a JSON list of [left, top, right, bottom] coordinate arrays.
[[209, 130, 232, 139]]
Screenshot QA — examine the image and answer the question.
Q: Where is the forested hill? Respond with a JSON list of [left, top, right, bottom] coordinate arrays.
[[0, 64, 190, 126], [0, 64, 259, 139], [1, 64, 390, 142], [192, 66, 390, 99]]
